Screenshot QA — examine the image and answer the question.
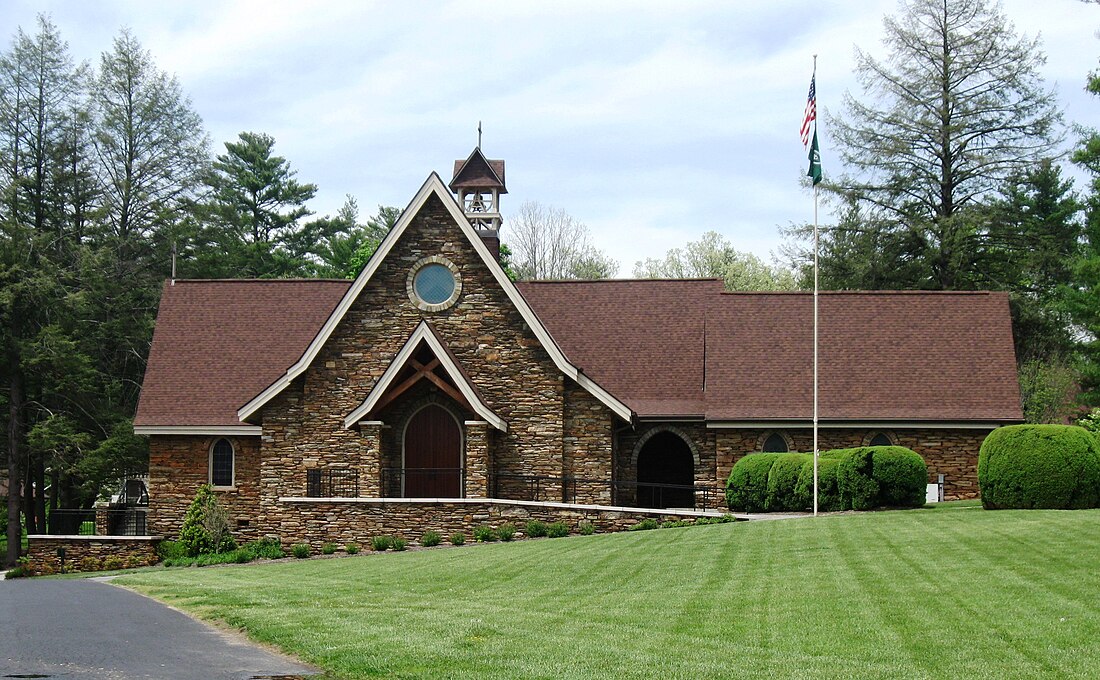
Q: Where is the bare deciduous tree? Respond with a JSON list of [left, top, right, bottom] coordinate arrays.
[[503, 200, 617, 280]]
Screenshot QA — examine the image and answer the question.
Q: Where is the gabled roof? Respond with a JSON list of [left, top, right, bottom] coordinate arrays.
[[236, 173, 632, 424], [133, 279, 350, 431], [344, 321, 507, 431], [449, 147, 507, 192]]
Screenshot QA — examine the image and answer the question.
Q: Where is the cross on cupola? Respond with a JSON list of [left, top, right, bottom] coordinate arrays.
[[449, 144, 507, 233]]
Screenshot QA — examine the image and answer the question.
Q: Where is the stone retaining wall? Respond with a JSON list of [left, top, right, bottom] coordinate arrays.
[[275, 498, 732, 548], [25, 536, 161, 575]]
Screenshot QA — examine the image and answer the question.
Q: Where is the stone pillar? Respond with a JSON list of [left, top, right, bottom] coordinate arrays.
[[464, 421, 490, 498], [359, 421, 383, 497], [94, 505, 109, 535]]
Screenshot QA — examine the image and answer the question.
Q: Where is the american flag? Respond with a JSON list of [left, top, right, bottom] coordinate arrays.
[[800, 75, 816, 148]]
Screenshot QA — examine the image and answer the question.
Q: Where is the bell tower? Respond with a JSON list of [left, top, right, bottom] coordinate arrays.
[[450, 146, 507, 235]]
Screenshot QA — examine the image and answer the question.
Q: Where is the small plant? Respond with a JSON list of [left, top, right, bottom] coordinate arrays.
[[243, 537, 284, 560], [6, 558, 31, 579], [628, 518, 659, 532], [103, 555, 124, 571], [421, 531, 442, 547], [546, 521, 569, 538], [291, 543, 310, 559], [392, 537, 408, 551], [372, 535, 393, 551], [80, 556, 102, 572], [179, 484, 237, 556], [450, 532, 466, 546], [660, 519, 691, 529], [497, 523, 516, 542], [346, 542, 360, 554], [473, 525, 498, 542], [156, 540, 188, 561], [578, 521, 595, 535], [525, 520, 548, 537], [322, 543, 338, 555]]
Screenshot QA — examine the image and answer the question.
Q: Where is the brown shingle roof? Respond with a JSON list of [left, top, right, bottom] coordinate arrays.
[[136, 279, 1022, 427], [450, 148, 507, 192], [134, 279, 350, 427]]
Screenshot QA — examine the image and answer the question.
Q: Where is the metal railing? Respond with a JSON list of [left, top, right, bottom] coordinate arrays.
[[306, 468, 360, 497], [380, 467, 464, 497], [489, 473, 719, 511], [47, 508, 148, 536]]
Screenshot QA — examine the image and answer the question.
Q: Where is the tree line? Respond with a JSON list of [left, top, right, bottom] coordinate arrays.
[[0, 17, 391, 565]]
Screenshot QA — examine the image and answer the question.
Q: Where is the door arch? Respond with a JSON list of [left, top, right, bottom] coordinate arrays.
[[636, 430, 695, 508], [402, 403, 463, 497]]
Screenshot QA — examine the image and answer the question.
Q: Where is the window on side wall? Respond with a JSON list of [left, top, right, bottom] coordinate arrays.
[[210, 438, 235, 487], [762, 432, 789, 453]]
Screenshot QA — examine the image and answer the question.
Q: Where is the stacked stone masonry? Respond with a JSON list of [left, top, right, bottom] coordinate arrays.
[[25, 537, 160, 575]]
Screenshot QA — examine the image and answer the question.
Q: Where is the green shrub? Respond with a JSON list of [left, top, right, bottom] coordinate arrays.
[[578, 521, 595, 535], [497, 523, 516, 542], [660, 519, 691, 528], [421, 531, 442, 547], [795, 456, 845, 511], [765, 453, 812, 511], [392, 537, 408, 551], [5, 565, 30, 579], [322, 543, 337, 555], [241, 537, 283, 560], [103, 555, 124, 571], [179, 485, 236, 556], [291, 543, 310, 559], [628, 518, 659, 531], [80, 556, 101, 572], [546, 521, 569, 538], [346, 542, 360, 554], [450, 532, 466, 546], [979, 424, 1100, 509], [156, 540, 188, 562], [871, 447, 928, 507], [473, 525, 498, 542], [835, 448, 879, 510], [726, 453, 782, 511], [372, 536, 393, 551], [525, 520, 548, 537]]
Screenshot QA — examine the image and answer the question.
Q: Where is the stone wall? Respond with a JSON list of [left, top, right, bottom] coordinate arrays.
[[562, 381, 615, 504], [148, 435, 262, 542], [275, 498, 731, 548], [25, 536, 160, 575], [711, 427, 990, 501]]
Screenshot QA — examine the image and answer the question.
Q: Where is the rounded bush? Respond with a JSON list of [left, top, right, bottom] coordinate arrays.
[[765, 453, 812, 511], [726, 453, 783, 512], [979, 425, 1100, 509], [795, 456, 844, 511], [871, 446, 928, 508]]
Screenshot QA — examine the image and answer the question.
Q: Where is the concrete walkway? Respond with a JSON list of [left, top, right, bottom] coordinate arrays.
[[0, 577, 317, 679]]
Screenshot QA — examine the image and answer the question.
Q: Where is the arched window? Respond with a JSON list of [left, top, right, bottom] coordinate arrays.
[[869, 432, 894, 447], [762, 432, 790, 453], [210, 439, 235, 487]]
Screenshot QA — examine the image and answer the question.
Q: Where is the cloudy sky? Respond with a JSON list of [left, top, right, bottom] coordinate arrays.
[[4, 0, 1098, 274]]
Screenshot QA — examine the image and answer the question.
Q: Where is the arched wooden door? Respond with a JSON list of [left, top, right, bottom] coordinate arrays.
[[636, 431, 695, 509], [403, 404, 462, 497]]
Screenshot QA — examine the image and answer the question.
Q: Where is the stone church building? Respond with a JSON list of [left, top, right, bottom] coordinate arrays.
[[133, 148, 1023, 544]]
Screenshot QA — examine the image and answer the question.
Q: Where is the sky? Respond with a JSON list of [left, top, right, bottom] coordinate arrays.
[[3, 0, 1098, 275]]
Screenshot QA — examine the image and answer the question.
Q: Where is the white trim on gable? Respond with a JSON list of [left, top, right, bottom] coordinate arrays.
[[344, 321, 508, 432], [237, 173, 633, 424], [133, 425, 262, 436]]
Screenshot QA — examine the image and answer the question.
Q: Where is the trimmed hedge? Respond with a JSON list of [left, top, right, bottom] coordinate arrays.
[[765, 453, 812, 511], [978, 424, 1100, 510], [727, 446, 927, 512], [726, 453, 782, 512], [794, 456, 843, 511]]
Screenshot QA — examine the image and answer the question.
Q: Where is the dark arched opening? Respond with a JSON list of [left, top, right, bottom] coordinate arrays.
[[636, 431, 695, 509]]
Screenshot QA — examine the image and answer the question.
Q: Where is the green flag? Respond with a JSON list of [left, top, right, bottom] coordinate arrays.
[[807, 128, 822, 186]]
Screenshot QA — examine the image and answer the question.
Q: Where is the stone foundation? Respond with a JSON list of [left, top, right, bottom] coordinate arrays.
[[275, 498, 733, 548], [25, 536, 161, 575]]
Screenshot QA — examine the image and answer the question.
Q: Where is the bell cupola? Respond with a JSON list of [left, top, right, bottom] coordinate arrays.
[[450, 146, 507, 233]]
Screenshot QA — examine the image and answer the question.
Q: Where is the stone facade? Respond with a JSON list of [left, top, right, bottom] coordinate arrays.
[[148, 435, 262, 541], [25, 536, 160, 575]]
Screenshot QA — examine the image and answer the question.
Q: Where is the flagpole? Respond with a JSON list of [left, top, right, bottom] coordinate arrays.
[[812, 54, 819, 518]]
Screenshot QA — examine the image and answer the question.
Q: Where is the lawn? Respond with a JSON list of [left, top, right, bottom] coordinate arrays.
[[116, 504, 1100, 679]]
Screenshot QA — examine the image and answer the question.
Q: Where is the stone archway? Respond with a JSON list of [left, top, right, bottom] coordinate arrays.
[[635, 430, 695, 509]]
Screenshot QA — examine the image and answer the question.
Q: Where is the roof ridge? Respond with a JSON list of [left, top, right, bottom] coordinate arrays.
[[717, 290, 998, 296], [520, 277, 724, 284], [169, 278, 354, 284]]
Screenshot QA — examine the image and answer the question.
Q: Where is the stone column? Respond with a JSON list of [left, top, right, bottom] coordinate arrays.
[[464, 421, 490, 498], [359, 421, 384, 497]]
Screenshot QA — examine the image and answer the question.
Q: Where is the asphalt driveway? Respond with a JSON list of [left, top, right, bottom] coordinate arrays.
[[0, 576, 317, 679]]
